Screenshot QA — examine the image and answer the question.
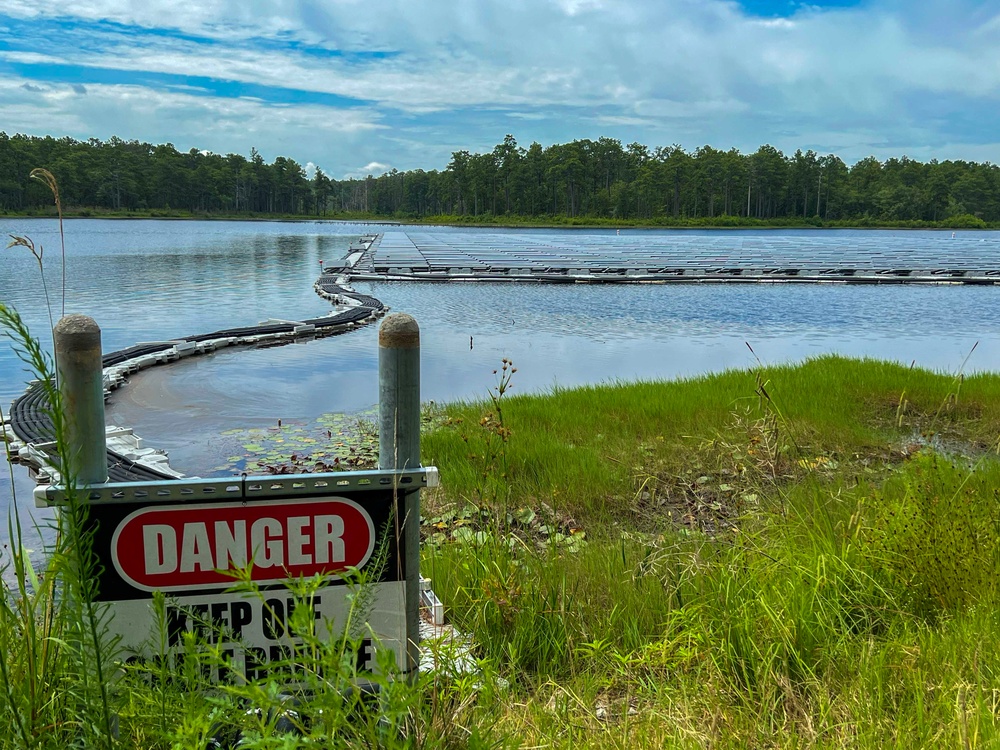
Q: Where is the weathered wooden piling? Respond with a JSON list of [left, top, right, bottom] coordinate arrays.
[[377, 313, 421, 678], [54, 314, 108, 485]]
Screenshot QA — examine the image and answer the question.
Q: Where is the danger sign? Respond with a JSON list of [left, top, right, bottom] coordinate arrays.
[[38, 473, 424, 678], [115, 585, 406, 682], [111, 497, 377, 592]]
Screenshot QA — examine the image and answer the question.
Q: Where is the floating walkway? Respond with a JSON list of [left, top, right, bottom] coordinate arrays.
[[335, 230, 1000, 284], [4, 270, 386, 484]]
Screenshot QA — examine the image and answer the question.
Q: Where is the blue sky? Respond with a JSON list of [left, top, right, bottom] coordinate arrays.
[[737, 0, 863, 15], [0, 0, 997, 179]]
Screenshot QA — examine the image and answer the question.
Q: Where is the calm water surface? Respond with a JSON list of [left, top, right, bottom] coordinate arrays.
[[2, 219, 998, 547]]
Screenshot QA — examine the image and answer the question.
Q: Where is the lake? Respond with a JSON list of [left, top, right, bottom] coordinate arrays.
[[2, 219, 999, 550]]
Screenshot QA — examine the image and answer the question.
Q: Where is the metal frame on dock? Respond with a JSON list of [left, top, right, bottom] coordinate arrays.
[[34, 467, 440, 507]]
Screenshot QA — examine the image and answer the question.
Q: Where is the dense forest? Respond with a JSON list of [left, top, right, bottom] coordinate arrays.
[[0, 131, 997, 226]]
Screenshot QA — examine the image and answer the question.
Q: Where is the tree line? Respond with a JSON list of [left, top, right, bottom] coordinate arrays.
[[1, 131, 997, 225]]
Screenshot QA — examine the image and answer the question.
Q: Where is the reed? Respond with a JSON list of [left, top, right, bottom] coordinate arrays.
[[419, 355, 1000, 747]]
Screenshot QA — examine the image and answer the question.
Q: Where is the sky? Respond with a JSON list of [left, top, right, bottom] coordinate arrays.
[[0, 0, 998, 179]]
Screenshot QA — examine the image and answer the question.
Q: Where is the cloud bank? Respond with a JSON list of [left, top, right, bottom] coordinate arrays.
[[0, 0, 997, 175]]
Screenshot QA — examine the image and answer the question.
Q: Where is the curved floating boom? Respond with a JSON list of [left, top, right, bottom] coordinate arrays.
[[6, 258, 387, 484]]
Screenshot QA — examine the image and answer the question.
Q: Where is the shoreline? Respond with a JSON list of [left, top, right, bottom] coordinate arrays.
[[3, 209, 993, 232]]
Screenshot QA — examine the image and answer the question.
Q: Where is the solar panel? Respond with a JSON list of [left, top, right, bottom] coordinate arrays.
[[354, 231, 1000, 282]]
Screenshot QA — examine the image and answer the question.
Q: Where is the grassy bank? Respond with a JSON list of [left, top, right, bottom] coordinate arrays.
[[5, 354, 1000, 747], [414, 212, 995, 231], [418, 355, 1000, 747]]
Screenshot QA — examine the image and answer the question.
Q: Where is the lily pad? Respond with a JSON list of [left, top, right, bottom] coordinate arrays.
[[452, 527, 476, 543]]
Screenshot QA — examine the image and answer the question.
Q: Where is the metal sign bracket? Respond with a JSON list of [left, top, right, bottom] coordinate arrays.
[[35, 466, 439, 507]]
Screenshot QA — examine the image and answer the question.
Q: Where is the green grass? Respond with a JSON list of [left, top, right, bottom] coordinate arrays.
[[422, 453, 1000, 746], [416, 355, 1000, 747], [422, 355, 1000, 528], [7, 204, 998, 230], [6, 327, 1000, 746]]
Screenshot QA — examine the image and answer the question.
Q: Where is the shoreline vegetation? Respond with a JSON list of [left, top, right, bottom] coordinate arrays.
[[6, 350, 1000, 745], [5, 204, 994, 230]]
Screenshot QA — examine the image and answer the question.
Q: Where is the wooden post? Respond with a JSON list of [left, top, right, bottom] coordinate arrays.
[[378, 313, 421, 678], [54, 314, 108, 485]]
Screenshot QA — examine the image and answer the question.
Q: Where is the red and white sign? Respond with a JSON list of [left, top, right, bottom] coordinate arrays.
[[65, 482, 408, 679], [111, 497, 376, 592]]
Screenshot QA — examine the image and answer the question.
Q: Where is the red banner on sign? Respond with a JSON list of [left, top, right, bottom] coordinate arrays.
[[111, 498, 376, 592]]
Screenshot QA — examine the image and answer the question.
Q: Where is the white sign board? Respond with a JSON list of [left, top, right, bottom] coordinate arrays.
[[47, 475, 416, 682]]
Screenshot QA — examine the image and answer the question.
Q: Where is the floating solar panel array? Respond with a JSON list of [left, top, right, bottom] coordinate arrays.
[[348, 231, 1000, 284]]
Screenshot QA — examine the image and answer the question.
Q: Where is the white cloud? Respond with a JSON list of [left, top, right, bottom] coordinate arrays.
[[3, 51, 56, 65], [592, 115, 657, 127], [0, 75, 385, 168], [506, 112, 549, 121], [750, 17, 797, 28], [2, 0, 999, 169], [554, 0, 605, 16], [342, 162, 392, 180], [633, 98, 751, 119]]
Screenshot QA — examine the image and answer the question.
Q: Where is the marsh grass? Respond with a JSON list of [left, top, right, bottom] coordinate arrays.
[[420, 355, 1000, 747], [424, 355, 1000, 531], [6, 169, 67, 337], [0, 303, 119, 748]]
